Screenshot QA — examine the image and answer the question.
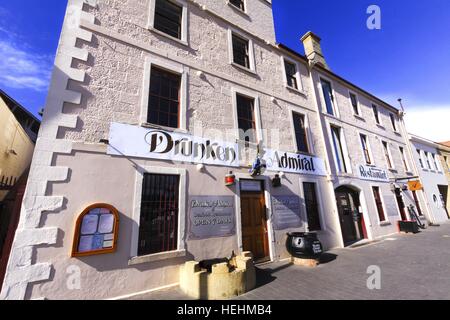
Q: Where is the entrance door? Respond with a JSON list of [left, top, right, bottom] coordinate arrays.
[[437, 185, 449, 219], [240, 180, 270, 262], [394, 188, 408, 221], [335, 186, 366, 246]]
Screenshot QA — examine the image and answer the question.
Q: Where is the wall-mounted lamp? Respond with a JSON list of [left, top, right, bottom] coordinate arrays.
[[196, 164, 205, 172], [272, 174, 281, 188], [225, 171, 236, 186]]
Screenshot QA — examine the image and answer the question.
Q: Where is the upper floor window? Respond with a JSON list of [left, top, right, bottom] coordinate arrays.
[[292, 112, 309, 153], [154, 0, 183, 39], [331, 126, 348, 173], [236, 93, 256, 143], [444, 156, 449, 170], [349, 92, 360, 116], [148, 66, 181, 128], [321, 79, 336, 116], [382, 141, 393, 169], [432, 154, 441, 172], [360, 134, 372, 165], [390, 113, 398, 132], [424, 151, 433, 170], [399, 146, 409, 172], [229, 0, 245, 11], [232, 34, 250, 69], [284, 60, 298, 90], [417, 149, 424, 168], [372, 104, 381, 125]]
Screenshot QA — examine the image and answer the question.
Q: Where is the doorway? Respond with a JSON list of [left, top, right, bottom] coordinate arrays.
[[240, 180, 270, 262], [394, 188, 408, 221], [437, 185, 449, 219], [335, 186, 367, 246]]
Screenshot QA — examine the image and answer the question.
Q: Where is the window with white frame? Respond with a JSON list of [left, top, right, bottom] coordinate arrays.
[[425, 151, 433, 170], [232, 89, 261, 146], [321, 78, 336, 116], [399, 146, 410, 172], [229, 30, 255, 72], [228, 0, 245, 12], [292, 111, 309, 153], [417, 149, 424, 168], [360, 134, 372, 165], [389, 113, 398, 132], [382, 141, 394, 169], [283, 58, 300, 90], [432, 154, 442, 172], [148, 0, 188, 43], [372, 104, 381, 125], [331, 125, 349, 173], [349, 92, 360, 116]]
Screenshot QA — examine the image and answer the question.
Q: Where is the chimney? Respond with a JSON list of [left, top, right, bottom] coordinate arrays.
[[301, 31, 329, 70]]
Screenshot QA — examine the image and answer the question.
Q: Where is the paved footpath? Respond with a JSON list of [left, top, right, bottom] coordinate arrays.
[[132, 222, 450, 300]]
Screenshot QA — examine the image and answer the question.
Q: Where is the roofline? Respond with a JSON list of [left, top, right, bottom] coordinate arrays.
[[0, 88, 41, 124], [276, 43, 401, 114], [409, 133, 441, 148]]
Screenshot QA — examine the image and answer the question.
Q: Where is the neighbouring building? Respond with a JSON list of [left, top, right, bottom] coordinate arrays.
[[436, 142, 450, 216], [0, 0, 436, 300], [409, 135, 449, 223], [0, 90, 40, 294]]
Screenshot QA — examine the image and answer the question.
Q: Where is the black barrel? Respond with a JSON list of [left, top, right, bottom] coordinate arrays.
[[286, 232, 323, 259]]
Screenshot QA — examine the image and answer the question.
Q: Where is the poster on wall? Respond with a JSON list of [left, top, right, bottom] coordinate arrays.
[[107, 122, 239, 167], [188, 196, 236, 240], [271, 195, 303, 230], [262, 148, 327, 176]]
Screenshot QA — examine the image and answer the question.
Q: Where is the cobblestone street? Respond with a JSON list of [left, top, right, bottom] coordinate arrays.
[[133, 222, 450, 300]]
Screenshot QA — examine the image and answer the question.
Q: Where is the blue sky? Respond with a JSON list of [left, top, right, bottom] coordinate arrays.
[[0, 0, 449, 140]]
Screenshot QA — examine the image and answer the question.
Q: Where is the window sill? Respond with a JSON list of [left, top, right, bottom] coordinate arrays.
[[393, 131, 402, 136], [128, 249, 186, 266], [323, 112, 340, 121], [286, 85, 307, 97], [379, 221, 391, 227], [388, 168, 397, 173], [141, 122, 188, 134], [148, 27, 188, 47], [376, 123, 385, 130], [227, 2, 250, 18], [405, 171, 414, 175], [231, 62, 257, 76], [353, 114, 365, 121]]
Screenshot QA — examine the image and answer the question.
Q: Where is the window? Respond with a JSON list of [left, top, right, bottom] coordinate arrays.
[[229, 0, 245, 11], [444, 156, 449, 170], [154, 0, 183, 39], [399, 147, 409, 171], [321, 79, 335, 115], [417, 149, 424, 168], [232, 34, 250, 69], [433, 154, 441, 172], [349, 93, 360, 116], [382, 141, 393, 169], [412, 191, 423, 216], [360, 134, 372, 165], [72, 204, 119, 257], [284, 60, 298, 90], [331, 126, 348, 173], [236, 93, 256, 143], [424, 151, 432, 170], [292, 112, 309, 153], [390, 113, 398, 132], [138, 173, 180, 256], [372, 104, 380, 124], [148, 66, 181, 128], [303, 182, 321, 231], [372, 187, 386, 222]]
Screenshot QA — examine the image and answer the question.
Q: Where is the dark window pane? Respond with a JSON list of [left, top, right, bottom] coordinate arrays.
[[303, 182, 321, 231], [321, 79, 334, 115], [285, 61, 298, 89], [331, 126, 347, 173], [236, 94, 256, 143], [293, 112, 309, 153], [229, 0, 245, 11], [350, 93, 359, 115], [372, 105, 380, 124], [154, 0, 182, 39], [232, 34, 250, 68], [372, 187, 386, 222]]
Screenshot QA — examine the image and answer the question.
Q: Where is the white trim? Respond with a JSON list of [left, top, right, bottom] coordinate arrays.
[[299, 178, 327, 232], [231, 87, 263, 144], [227, 27, 256, 73], [288, 108, 314, 155], [348, 90, 362, 118], [131, 166, 187, 259], [281, 55, 305, 94], [147, 0, 188, 46], [140, 56, 188, 131], [318, 75, 340, 118], [234, 174, 275, 262]]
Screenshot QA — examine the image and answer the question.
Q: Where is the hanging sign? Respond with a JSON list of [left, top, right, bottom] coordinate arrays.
[[408, 180, 423, 191], [108, 123, 239, 167], [262, 148, 327, 176], [357, 164, 389, 182]]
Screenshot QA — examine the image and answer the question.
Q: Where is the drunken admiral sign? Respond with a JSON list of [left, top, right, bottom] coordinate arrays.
[[108, 123, 239, 167], [357, 164, 390, 182]]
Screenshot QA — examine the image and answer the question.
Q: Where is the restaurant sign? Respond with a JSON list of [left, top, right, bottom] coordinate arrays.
[[108, 123, 239, 167], [357, 164, 390, 182], [262, 149, 327, 176], [188, 196, 236, 240]]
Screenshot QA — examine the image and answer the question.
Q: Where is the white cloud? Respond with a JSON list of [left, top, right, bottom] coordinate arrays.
[[404, 106, 450, 142], [0, 35, 53, 92]]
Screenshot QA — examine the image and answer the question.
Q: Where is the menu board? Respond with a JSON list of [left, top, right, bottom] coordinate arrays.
[[271, 195, 302, 230]]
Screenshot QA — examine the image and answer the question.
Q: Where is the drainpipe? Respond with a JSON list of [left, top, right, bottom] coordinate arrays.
[[306, 61, 345, 248], [397, 99, 435, 225]]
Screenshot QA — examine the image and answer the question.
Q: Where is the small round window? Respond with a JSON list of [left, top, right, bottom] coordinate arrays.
[[72, 203, 119, 257]]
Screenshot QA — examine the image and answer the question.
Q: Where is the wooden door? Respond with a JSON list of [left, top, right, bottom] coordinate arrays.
[[240, 191, 269, 262], [336, 191, 357, 244]]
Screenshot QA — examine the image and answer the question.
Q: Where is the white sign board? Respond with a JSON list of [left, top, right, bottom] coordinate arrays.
[[262, 149, 327, 176], [108, 123, 239, 167], [357, 164, 389, 182]]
